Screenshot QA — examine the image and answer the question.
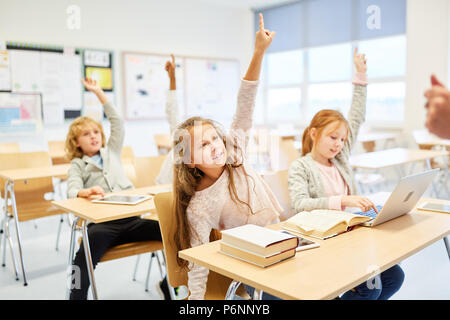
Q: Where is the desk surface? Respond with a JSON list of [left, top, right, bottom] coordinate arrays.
[[51, 184, 171, 224], [350, 148, 449, 170], [0, 164, 70, 181], [179, 198, 450, 300], [413, 130, 450, 147]]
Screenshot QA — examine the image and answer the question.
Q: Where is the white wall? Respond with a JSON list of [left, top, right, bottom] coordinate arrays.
[[404, 0, 449, 134], [0, 0, 254, 155]]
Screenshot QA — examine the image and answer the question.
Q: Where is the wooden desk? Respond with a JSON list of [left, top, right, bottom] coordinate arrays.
[[413, 130, 450, 148], [51, 184, 171, 299], [179, 198, 450, 300], [0, 164, 71, 285]]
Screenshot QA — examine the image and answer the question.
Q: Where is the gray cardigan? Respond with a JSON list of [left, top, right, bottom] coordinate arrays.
[[288, 84, 367, 213], [67, 102, 133, 199]]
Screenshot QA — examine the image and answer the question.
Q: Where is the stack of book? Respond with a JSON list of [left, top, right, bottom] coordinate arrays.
[[219, 224, 299, 268]]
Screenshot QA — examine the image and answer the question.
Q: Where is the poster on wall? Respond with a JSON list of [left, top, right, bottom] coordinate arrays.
[[0, 92, 42, 134], [123, 53, 184, 120]]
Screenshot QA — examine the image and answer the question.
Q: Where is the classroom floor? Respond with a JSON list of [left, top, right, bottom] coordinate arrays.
[[0, 177, 449, 300]]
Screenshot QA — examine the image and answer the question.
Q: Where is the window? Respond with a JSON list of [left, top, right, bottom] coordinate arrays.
[[267, 50, 303, 86], [267, 87, 302, 123], [366, 82, 405, 124], [307, 82, 352, 121], [308, 43, 352, 83]]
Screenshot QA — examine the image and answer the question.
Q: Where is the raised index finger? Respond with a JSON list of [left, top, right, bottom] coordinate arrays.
[[259, 13, 264, 31], [171, 54, 175, 64], [354, 47, 358, 58]]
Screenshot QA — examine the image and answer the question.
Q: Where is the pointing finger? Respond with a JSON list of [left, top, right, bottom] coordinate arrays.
[[259, 13, 264, 31]]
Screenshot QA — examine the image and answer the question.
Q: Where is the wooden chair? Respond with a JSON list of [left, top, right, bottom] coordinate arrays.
[[48, 140, 69, 165], [154, 192, 248, 300], [0, 151, 65, 284], [0, 142, 20, 153], [133, 155, 167, 188], [154, 134, 172, 155], [261, 170, 294, 221]]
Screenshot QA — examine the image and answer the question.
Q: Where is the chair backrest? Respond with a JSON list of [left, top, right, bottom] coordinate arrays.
[[0, 151, 60, 221], [121, 145, 135, 163], [0, 142, 20, 153], [154, 192, 238, 299], [48, 140, 69, 164], [262, 169, 294, 221], [133, 155, 167, 188], [271, 137, 300, 171], [154, 134, 172, 154], [154, 192, 188, 288]]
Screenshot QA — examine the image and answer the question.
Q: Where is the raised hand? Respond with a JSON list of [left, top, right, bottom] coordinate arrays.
[[81, 77, 108, 104], [254, 13, 276, 54], [354, 47, 367, 73], [82, 77, 102, 94], [165, 54, 176, 79]]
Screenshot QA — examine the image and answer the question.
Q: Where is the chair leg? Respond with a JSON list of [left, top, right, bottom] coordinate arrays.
[[155, 251, 165, 279], [444, 237, 450, 261], [66, 216, 80, 300], [144, 253, 154, 292], [225, 281, 242, 300], [132, 255, 141, 281]]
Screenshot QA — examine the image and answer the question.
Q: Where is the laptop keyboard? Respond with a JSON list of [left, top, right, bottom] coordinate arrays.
[[355, 205, 383, 219]]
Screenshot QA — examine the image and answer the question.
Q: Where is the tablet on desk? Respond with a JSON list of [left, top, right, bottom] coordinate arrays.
[[91, 194, 151, 205], [280, 231, 320, 252], [417, 202, 450, 214]]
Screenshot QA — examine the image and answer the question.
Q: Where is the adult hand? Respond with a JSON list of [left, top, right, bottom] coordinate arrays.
[[424, 75, 450, 139]]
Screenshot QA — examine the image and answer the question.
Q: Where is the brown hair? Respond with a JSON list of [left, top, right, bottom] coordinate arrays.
[[65, 117, 106, 160], [302, 109, 349, 156], [171, 116, 254, 269]]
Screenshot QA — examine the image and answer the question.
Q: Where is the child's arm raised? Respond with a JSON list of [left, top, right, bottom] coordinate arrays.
[[340, 48, 368, 157], [230, 13, 275, 139], [165, 54, 180, 134], [82, 77, 124, 153]]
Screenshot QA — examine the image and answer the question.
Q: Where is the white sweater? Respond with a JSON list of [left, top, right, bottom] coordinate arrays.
[[186, 79, 282, 300]]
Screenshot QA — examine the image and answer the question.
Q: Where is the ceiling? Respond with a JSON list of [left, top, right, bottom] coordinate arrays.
[[198, 0, 297, 10]]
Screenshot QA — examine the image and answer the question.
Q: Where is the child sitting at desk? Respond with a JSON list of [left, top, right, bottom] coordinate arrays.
[[65, 78, 167, 300], [172, 14, 282, 300], [287, 49, 404, 300]]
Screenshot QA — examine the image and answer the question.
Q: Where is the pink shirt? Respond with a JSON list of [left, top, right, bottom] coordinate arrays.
[[314, 161, 349, 210]]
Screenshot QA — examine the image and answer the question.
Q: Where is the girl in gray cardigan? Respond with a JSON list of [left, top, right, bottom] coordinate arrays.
[[288, 49, 404, 300]]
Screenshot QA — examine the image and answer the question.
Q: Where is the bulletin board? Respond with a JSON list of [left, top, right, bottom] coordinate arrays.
[[122, 52, 240, 121], [2, 41, 115, 127]]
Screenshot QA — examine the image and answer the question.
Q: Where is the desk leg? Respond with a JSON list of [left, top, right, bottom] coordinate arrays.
[[81, 220, 98, 300], [9, 181, 27, 286], [444, 237, 450, 261], [66, 216, 80, 300]]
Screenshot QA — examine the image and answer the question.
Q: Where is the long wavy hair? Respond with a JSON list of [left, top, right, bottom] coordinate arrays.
[[171, 116, 254, 269]]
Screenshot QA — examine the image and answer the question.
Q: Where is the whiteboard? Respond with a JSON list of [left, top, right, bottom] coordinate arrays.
[[185, 58, 240, 121], [123, 53, 184, 120]]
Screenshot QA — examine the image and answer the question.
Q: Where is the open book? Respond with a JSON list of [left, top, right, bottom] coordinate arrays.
[[282, 209, 371, 240]]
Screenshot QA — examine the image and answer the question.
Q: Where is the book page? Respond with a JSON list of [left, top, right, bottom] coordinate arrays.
[[221, 224, 295, 248], [286, 210, 349, 233]]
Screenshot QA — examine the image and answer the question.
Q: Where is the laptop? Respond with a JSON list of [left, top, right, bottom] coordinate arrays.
[[353, 169, 440, 227]]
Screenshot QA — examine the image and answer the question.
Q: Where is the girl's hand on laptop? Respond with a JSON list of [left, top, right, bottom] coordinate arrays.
[[342, 195, 378, 213]]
